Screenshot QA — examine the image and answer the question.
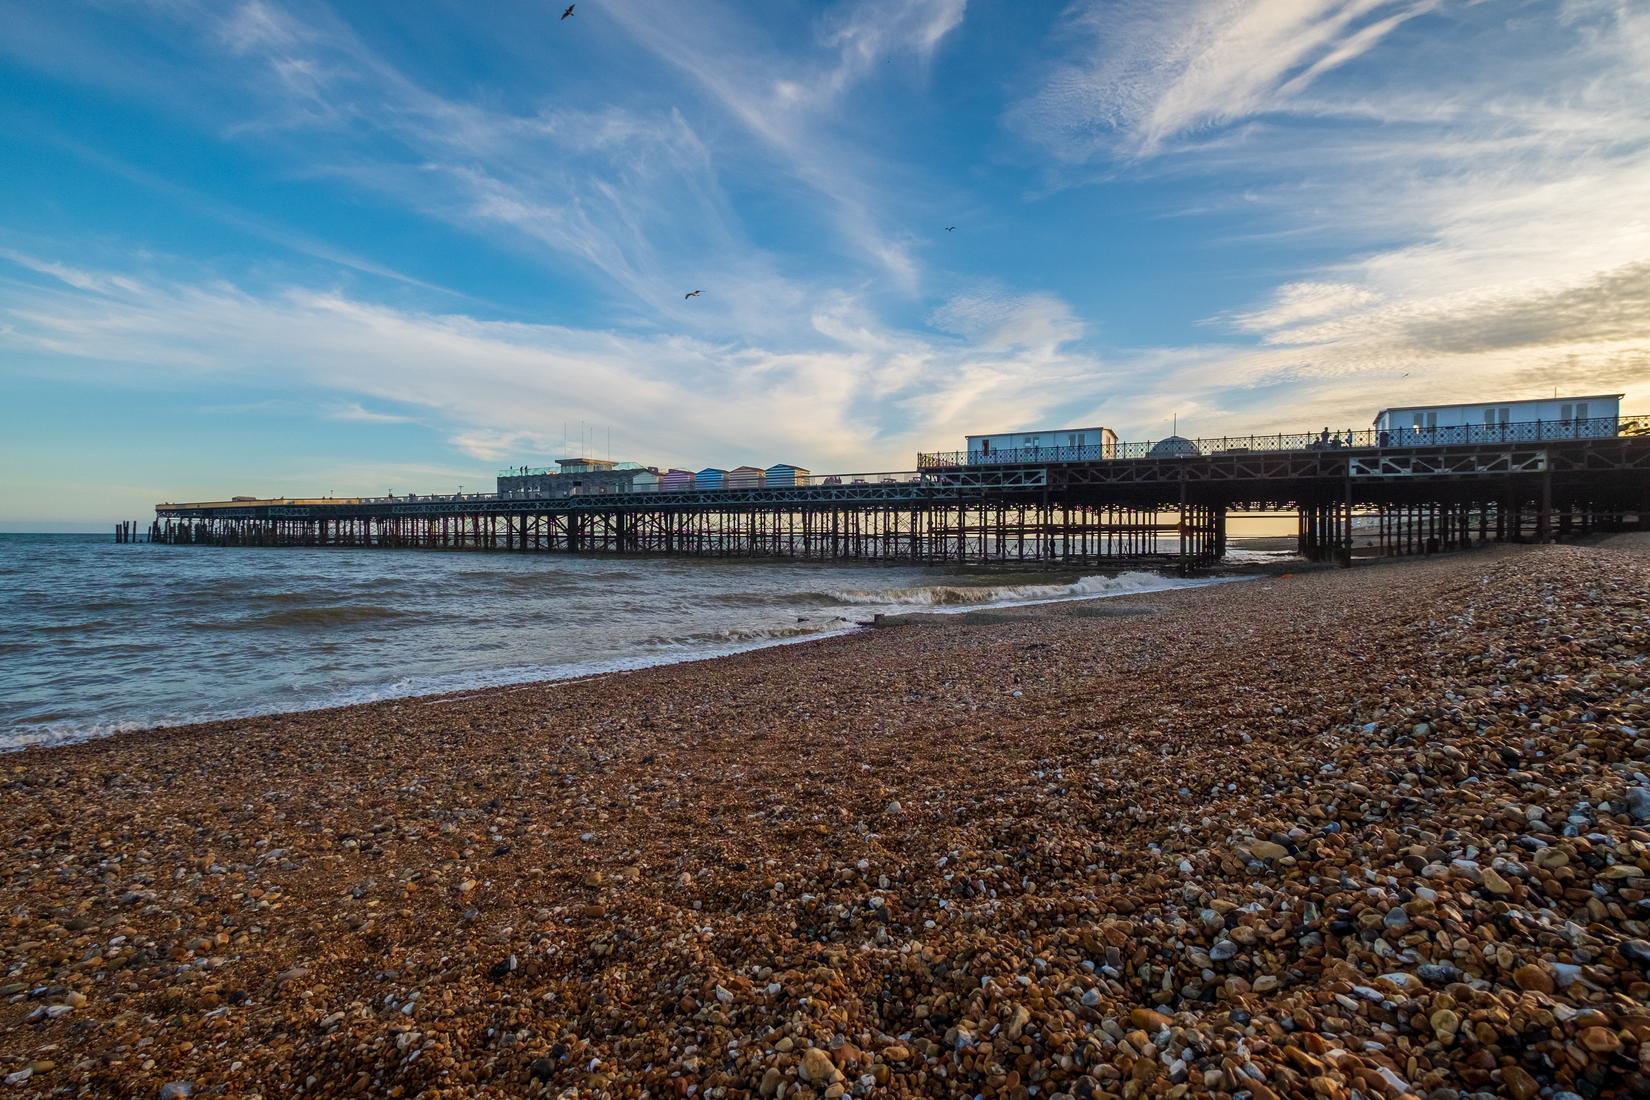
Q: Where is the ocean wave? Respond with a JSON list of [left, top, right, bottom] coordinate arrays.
[[704, 590, 842, 608], [32, 619, 116, 635], [204, 605, 413, 630], [1, 719, 155, 752], [63, 598, 142, 613], [826, 571, 1211, 609], [1221, 547, 1300, 564], [490, 572, 587, 591], [635, 620, 850, 649]]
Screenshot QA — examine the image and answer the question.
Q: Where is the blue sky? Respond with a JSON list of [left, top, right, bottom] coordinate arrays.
[[2, 0, 1648, 528]]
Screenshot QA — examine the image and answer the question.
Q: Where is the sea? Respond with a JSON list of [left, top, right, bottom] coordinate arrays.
[[0, 533, 1286, 750]]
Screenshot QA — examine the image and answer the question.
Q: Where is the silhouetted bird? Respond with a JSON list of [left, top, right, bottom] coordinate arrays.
[[561, 4, 574, 19], [945, 226, 956, 232], [684, 289, 702, 299]]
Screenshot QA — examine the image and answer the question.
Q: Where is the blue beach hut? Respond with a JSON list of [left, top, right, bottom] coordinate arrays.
[[765, 463, 809, 487]]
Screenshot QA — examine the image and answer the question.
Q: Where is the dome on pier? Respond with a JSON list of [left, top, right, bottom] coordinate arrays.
[[1148, 435, 1200, 458]]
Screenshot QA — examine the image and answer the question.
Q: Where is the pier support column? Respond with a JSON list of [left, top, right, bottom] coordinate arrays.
[[1538, 470, 1553, 542]]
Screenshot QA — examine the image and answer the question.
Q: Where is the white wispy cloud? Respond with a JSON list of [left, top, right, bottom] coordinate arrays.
[[0, 253, 1118, 475], [325, 401, 419, 424], [820, 0, 968, 93], [203, 2, 747, 310], [1015, 0, 1438, 160], [1230, 282, 1384, 335], [157, 0, 967, 317], [604, 0, 968, 291], [929, 290, 1084, 354]]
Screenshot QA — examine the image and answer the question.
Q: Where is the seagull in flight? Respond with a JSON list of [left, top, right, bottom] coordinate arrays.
[[561, 4, 574, 19], [684, 289, 702, 299], [944, 225, 956, 232]]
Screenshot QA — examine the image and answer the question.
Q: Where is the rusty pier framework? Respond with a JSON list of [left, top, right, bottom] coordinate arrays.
[[151, 419, 1650, 569]]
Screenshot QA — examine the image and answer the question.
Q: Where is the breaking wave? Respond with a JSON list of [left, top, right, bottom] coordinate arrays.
[[826, 571, 1222, 609], [636, 620, 853, 649]]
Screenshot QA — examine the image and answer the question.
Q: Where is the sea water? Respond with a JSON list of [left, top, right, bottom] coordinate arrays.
[[0, 533, 1274, 748]]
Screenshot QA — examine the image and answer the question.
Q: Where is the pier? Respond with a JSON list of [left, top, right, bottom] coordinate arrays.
[[149, 415, 1650, 567]]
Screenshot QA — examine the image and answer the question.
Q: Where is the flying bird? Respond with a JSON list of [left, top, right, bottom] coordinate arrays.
[[561, 4, 574, 19], [944, 226, 956, 232], [684, 289, 702, 299]]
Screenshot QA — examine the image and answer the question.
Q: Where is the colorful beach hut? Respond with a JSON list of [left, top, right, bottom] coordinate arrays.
[[696, 467, 728, 491], [765, 463, 809, 487], [660, 468, 695, 491], [631, 468, 660, 493], [727, 465, 767, 489]]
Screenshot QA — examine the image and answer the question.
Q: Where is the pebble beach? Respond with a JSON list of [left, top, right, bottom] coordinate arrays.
[[4, 539, 1650, 1100]]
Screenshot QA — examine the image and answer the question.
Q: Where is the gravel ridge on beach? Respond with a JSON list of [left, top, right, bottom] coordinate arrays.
[[3, 540, 1650, 1099]]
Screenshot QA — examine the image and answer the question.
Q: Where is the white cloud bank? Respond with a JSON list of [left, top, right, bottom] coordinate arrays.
[[0, 254, 1118, 474]]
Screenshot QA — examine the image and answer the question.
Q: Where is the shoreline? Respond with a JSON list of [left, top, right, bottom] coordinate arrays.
[[5, 540, 1647, 1098], [1, 561, 1283, 754]]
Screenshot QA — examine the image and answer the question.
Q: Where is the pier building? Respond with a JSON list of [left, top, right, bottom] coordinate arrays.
[[496, 457, 646, 499], [1373, 394, 1623, 442], [965, 426, 1117, 463]]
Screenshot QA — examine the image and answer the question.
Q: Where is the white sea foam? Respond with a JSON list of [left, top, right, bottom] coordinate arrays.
[[827, 570, 1235, 610]]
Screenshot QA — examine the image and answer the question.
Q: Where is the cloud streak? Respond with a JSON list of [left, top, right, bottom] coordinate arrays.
[[604, 0, 968, 292], [1014, 0, 1437, 160]]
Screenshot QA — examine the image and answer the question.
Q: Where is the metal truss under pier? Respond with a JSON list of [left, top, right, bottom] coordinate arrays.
[[151, 431, 1650, 568]]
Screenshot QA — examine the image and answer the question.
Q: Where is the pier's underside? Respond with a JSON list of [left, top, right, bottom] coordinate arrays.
[[151, 435, 1650, 567]]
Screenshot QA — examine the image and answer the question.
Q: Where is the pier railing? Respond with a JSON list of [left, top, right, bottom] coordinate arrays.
[[916, 413, 1649, 469], [353, 470, 934, 505]]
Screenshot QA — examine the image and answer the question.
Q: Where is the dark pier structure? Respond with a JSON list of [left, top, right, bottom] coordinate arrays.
[[150, 416, 1650, 568]]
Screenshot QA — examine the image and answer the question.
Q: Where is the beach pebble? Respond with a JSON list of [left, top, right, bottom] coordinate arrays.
[[799, 1047, 838, 1084], [1512, 963, 1553, 993], [1246, 840, 1288, 861]]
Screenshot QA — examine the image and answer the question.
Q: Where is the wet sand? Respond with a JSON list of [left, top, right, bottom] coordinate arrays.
[[3, 540, 1649, 1098]]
